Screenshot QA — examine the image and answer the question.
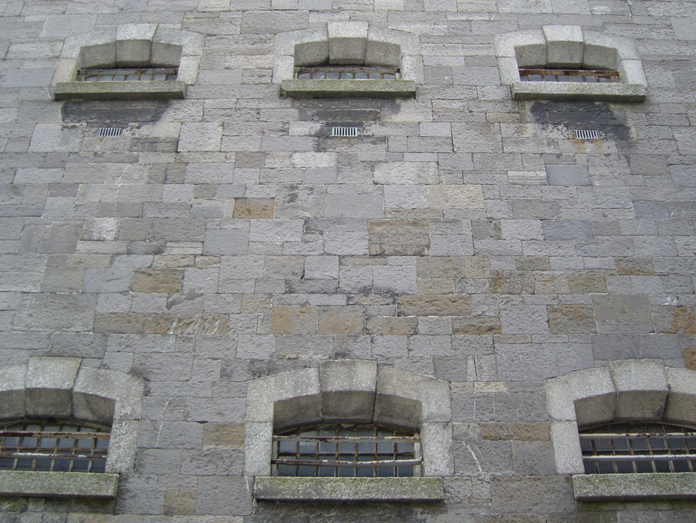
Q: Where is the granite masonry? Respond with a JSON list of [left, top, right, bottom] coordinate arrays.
[[1, 0, 696, 521]]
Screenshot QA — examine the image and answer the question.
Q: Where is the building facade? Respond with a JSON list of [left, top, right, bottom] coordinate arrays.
[[1, 0, 696, 520]]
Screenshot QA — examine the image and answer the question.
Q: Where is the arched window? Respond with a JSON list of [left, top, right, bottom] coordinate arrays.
[[245, 360, 451, 502], [0, 419, 110, 473], [494, 25, 647, 102]]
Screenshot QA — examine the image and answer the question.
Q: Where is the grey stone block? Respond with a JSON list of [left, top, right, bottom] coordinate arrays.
[[572, 472, 696, 501], [490, 476, 574, 513], [0, 364, 27, 420], [328, 21, 369, 65], [241, 11, 309, 34], [116, 24, 157, 66], [83, 268, 133, 293], [633, 201, 670, 220], [14, 294, 97, 332], [319, 359, 377, 423], [542, 220, 594, 241], [49, 333, 107, 358], [203, 229, 250, 255], [2, 68, 55, 88], [196, 476, 252, 515], [543, 25, 584, 68], [25, 357, 80, 418], [665, 367, 696, 427], [545, 165, 591, 186], [609, 359, 668, 421]]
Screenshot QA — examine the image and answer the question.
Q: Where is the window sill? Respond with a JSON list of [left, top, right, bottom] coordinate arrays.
[[53, 81, 187, 101], [280, 79, 416, 99], [253, 477, 444, 502], [511, 81, 646, 102], [572, 473, 696, 501], [0, 471, 119, 498]]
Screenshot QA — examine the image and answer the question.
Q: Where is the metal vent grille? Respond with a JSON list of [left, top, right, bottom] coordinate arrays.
[[331, 126, 359, 137], [573, 129, 601, 140], [97, 128, 124, 137]]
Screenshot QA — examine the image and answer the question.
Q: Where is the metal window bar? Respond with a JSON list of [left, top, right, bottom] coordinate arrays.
[[78, 68, 178, 82], [580, 422, 696, 474], [295, 66, 400, 80], [272, 424, 422, 478], [331, 126, 359, 137], [519, 68, 620, 83], [0, 419, 110, 473]]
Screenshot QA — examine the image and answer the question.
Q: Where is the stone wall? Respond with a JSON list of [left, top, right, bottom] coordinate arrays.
[[1, 0, 696, 521]]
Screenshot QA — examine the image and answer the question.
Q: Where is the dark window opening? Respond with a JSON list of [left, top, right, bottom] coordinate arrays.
[[519, 69, 620, 83], [581, 422, 696, 474], [0, 419, 110, 473], [295, 66, 400, 80], [78, 68, 178, 82], [273, 424, 421, 477]]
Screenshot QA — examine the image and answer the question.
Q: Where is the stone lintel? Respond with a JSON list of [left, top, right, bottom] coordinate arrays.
[[572, 473, 696, 501], [53, 81, 187, 100], [0, 471, 119, 498], [280, 79, 416, 98], [253, 477, 444, 502]]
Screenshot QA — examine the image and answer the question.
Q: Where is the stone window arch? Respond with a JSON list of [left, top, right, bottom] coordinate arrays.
[[273, 22, 420, 98], [494, 25, 647, 102], [0, 357, 145, 498], [546, 359, 696, 501], [51, 24, 204, 100], [245, 360, 451, 501]]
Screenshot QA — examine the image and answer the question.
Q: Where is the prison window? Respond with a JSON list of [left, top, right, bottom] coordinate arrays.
[[580, 422, 696, 474], [518, 69, 620, 84], [272, 424, 422, 478], [78, 68, 178, 82], [0, 419, 110, 473], [295, 66, 399, 80]]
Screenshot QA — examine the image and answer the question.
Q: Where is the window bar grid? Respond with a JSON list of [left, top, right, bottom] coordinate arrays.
[[580, 423, 696, 474], [295, 66, 400, 81], [272, 425, 421, 478], [79, 68, 178, 82], [0, 420, 110, 473], [518, 68, 620, 83]]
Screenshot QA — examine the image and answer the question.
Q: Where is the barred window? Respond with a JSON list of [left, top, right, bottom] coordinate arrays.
[[519, 68, 620, 83], [272, 424, 421, 478], [78, 68, 178, 82], [295, 66, 400, 80], [581, 422, 696, 474], [0, 419, 110, 473]]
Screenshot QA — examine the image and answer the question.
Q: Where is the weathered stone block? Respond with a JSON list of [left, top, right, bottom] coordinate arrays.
[[319, 359, 376, 423], [368, 219, 430, 256], [545, 165, 591, 186], [609, 359, 668, 421], [548, 305, 597, 334], [397, 295, 472, 316], [234, 198, 274, 218]]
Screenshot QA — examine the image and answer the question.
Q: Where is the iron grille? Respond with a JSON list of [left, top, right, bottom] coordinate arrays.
[[0, 419, 110, 473], [519, 68, 620, 83], [573, 130, 601, 140], [331, 126, 359, 137], [97, 127, 124, 137], [78, 68, 178, 82], [581, 422, 696, 474], [272, 424, 421, 478], [295, 66, 400, 80]]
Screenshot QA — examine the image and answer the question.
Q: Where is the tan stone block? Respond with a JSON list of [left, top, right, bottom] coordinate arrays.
[[366, 316, 418, 335], [93, 313, 144, 334], [397, 295, 472, 316], [417, 278, 455, 294], [143, 314, 177, 334], [234, 198, 275, 219], [164, 488, 196, 516], [568, 270, 607, 293], [270, 305, 318, 334], [153, 255, 195, 268], [656, 306, 696, 334], [515, 256, 551, 271], [203, 423, 245, 448], [170, 314, 229, 335], [547, 305, 597, 334], [368, 219, 430, 256], [492, 271, 534, 294], [52, 254, 112, 268], [341, 256, 388, 266], [195, 255, 221, 268], [683, 348, 696, 371], [615, 257, 655, 276], [463, 257, 490, 278], [481, 422, 550, 441], [130, 269, 184, 293], [428, 185, 485, 209], [241, 294, 271, 313], [416, 257, 466, 279], [452, 317, 502, 335], [533, 272, 570, 294], [318, 306, 365, 335]]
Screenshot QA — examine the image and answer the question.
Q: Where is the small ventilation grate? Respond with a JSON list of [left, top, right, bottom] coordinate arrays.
[[573, 129, 601, 140], [331, 126, 359, 137], [97, 127, 124, 137]]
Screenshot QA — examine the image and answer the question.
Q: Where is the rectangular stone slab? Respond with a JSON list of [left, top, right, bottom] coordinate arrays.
[[0, 471, 119, 498], [54, 81, 186, 100]]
